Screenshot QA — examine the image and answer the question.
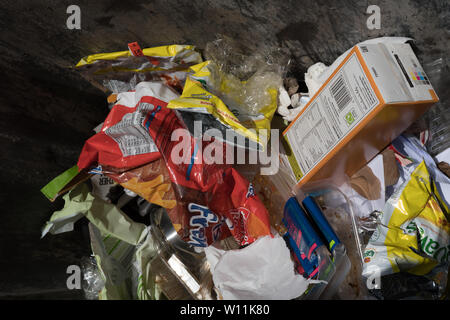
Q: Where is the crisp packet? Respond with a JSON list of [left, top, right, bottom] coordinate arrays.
[[105, 158, 177, 210], [362, 161, 450, 278], [79, 81, 271, 247], [77, 81, 179, 171], [120, 83, 271, 247], [167, 61, 279, 150], [148, 107, 271, 246]]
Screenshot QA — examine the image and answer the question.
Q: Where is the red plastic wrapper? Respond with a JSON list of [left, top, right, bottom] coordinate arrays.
[[78, 81, 272, 247], [77, 82, 180, 171], [136, 89, 272, 247]]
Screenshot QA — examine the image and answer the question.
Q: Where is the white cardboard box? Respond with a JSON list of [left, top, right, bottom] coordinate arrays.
[[283, 41, 439, 188]]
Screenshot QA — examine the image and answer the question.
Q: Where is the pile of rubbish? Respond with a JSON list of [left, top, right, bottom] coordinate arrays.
[[40, 36, 449, 300]]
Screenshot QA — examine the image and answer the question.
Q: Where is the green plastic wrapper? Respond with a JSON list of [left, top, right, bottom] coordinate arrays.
[[40, 165, 91, 202], [41, 183, 162, 299]]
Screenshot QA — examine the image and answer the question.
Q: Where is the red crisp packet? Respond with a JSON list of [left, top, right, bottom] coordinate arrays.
[[78, 81, 271, 247], [136, 88, 272, 247], [209, 168, 273, 246], [77, 82, 179, 171]]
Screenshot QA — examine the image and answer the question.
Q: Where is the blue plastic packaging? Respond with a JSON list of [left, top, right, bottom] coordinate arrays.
[[302, 196, 341, 253], [283, 197, 325, 278]]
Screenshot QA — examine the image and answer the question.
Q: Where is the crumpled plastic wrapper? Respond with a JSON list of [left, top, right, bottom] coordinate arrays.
[[80, 256, 105, 300], [205, 62, 283, 117], [75, 44, 203, 94], [361, 160, 449, 301], [204, 234, 321, 300], [204, 36, 290, 116], [204, 36, 289, 80]]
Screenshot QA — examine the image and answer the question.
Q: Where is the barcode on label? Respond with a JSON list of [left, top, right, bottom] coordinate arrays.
[[330, 74, 352, 111]]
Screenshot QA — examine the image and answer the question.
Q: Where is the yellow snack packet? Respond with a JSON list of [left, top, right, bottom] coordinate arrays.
[[76, 44, 202, 70], [167, 61, 279, 150], [75, 44, 203, 93], [363, 161, 450, 278]]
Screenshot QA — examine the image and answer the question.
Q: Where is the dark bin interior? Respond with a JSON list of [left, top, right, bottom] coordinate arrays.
[[0, 0, 448, 299]]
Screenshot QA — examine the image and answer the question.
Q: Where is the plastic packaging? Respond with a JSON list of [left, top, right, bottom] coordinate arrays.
[[203, 36, 289, 84], [106, 158, 177, 210], [75, 44, 203, 94], [297, 180, 369, 300], [249, 143, 299, 235], [347, 136, 450, 299], [167, 61, 279, 150], [77, 81, 179, 171], [78, 80, 272, 248], [377, 271, 442, 300], [141, 88, 272, 247], [40, 165, 92, 202], [283, 197, 334, 280], [249, 163, 361, 299], [80, 255, 105, 300], [362, 161, 449, 282], [282, 197, 336, 300], [59, 194, 215, 300], [147, 205, 215, 300], [167, 37, 290, 150], [241, 155, 358, 298], [90, 173, 118, 203], [302, 196, 341, 252], [301, 195, 354, 298], [205, 61, 283, 117]]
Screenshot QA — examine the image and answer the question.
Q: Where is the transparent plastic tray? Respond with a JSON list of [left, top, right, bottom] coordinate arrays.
[[295, 179, 369, 299]]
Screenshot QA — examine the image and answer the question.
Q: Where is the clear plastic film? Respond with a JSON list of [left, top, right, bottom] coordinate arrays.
[[205, 64, 282, 117], [203, 36, 290, 116], [204, 36, 289, 81], [80, 255, 105, 300]]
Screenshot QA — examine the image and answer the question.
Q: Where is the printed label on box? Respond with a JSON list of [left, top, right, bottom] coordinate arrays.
[[284, 53, 379, 181]]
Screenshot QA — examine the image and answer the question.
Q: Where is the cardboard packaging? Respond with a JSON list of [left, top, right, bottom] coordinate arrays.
[[283, 41, 439, 188]]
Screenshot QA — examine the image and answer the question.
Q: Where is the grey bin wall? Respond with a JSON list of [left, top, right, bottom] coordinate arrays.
[[0, 0, 448, 299]]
